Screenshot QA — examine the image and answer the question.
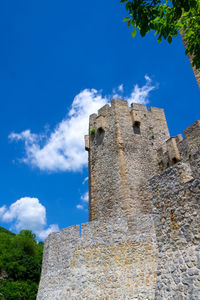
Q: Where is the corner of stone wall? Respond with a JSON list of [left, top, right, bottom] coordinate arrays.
[[41, 225, 81, 276], [184, 120, 200, 154], [148, 106, 165, 119], [97, 104, 110, 117]]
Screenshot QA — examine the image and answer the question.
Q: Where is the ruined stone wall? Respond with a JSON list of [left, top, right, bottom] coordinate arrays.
[[149, 160, 200, 299], [157, 120, 200, 172], [37, 215, 158, 300], [86, 99, 170, 221]]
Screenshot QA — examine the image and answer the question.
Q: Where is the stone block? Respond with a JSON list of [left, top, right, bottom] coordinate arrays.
[[84, 135, 89, 151]]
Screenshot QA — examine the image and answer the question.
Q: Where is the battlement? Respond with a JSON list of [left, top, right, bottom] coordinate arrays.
[[46, 214, 155, 244], [157, 120, 200, 171], [86, 100, 168, 146]]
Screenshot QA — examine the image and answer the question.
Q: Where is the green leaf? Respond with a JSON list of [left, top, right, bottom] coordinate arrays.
[[168, 36, 172, 43], [123, 17, 130, 22], [158, 35, 162, 43], [132, 29, 137, 37], [140, 28, 146, 37]]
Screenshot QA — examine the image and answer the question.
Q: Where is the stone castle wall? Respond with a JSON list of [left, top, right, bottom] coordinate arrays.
[[37, 215, 158, 299], [37, 153, 200, 299], [37, 102, 200, 299], [149, 159, 200, 299]]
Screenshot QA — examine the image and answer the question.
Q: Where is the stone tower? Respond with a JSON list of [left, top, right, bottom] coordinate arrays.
[[85, 100, 170, 221], [37, 100, 200, 300]]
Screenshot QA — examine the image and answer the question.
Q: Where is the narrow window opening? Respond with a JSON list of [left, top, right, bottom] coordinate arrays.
[[96, 128, 105, 145], [133, 121, 141, 135], [172, 157, 178, 164]]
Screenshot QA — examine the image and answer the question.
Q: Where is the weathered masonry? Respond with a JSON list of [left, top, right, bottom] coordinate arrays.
[[86, 100, 170, 221], [37, 100, 200, 300]]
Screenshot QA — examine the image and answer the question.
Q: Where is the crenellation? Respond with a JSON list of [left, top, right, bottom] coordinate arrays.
[[156, 119, 200, 173], [97, 103, 110, 117], [131, 102, 147, 111], [89, 113, 97, 128], [175, 133, 183, 143], [166, 137, 181, 164], [148, 106, 165, 114], [111, 98, 129, 107], [38, 100, 200, 299]]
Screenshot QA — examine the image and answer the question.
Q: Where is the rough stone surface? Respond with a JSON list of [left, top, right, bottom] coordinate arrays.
[[37, 216, 159, 299], [88, 100, 170, 221], [149, 162, 200, 299], [37, 101, 200, 299]]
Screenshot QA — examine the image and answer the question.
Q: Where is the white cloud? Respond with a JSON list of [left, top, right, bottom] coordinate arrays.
[[9, 76, 157, 172], [0, 206, 6, 217], [0, 197, 59, 240], [118, 84, 124, 92], [9, 89, 107, 172], [81, 192, 89, 202], [82, 177, 88, 184], [76, 191, 89, 211], [125, 75, 158, 105], [76, 204, 84, 210]]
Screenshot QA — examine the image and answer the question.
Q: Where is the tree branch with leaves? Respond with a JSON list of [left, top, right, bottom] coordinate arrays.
[[121, 0, 200, 69]]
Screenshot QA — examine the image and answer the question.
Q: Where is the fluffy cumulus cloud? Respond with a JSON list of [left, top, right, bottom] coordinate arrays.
[[9, 76, 157, 172], [0, 197, 59, 240], [9, 89, 107, 172]]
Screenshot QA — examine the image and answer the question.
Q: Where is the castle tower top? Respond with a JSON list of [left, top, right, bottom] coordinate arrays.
[[85, 99, 170, 221]]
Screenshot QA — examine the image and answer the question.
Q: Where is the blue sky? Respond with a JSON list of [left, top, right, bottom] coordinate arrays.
[[0, 0, 199, 239]]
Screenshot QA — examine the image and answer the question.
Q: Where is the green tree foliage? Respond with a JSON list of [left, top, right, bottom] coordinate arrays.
[[120, 0, 200, 69], [0, 227, 15, 237], [0, 229, 43, 300]]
